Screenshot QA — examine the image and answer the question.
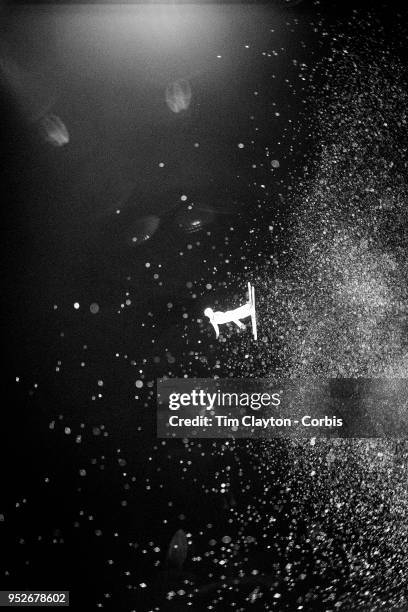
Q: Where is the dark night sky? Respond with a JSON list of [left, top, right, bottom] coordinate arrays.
[[1, 2, 408, 611]]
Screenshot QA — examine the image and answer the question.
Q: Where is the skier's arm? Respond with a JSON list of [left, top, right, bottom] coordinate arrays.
[[211, 321, 220, 338]]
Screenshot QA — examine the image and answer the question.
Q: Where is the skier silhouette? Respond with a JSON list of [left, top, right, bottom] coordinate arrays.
[[204, 283, 257, 340]]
